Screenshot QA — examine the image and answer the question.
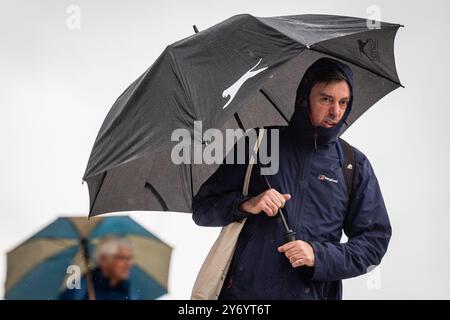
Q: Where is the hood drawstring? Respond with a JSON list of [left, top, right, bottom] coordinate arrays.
[[313, 132, 318, 151]]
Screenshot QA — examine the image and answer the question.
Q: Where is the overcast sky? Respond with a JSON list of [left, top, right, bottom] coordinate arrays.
[[1, 0, 449, 299]]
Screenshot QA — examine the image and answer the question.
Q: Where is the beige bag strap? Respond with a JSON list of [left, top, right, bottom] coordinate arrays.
[[243, 128, 265, 195]]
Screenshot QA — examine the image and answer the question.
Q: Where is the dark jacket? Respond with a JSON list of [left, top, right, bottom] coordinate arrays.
[[192, 58, 392, 300]]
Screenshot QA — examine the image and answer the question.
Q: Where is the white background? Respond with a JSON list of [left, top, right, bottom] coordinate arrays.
[[1, 0, 449, 299]]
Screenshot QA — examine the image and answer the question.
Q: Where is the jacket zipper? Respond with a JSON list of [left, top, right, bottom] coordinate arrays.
[[294, 143, 314, 234]]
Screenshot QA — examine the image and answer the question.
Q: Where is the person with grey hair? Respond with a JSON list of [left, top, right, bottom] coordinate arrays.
[[60, 237, 140, 300]]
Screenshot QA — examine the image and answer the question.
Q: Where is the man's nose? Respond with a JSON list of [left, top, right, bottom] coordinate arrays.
[[329, 102, 340, 117]]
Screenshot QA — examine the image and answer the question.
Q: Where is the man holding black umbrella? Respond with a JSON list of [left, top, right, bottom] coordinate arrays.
[[192, 57, 392, 300]]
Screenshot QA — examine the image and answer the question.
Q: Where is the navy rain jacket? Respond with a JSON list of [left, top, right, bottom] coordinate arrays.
[[192, 58, 392, 300]]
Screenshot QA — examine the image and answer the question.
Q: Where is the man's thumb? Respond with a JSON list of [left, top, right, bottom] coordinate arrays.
[[283, 194, 291, 201]]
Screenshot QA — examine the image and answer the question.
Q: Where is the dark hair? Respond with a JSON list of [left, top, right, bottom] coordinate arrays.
[[309, 64, 348, 88], [295, 58, 353, 108]]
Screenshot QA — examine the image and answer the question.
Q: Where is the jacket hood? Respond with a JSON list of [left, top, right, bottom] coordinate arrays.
[[287, 57, 354, 147]]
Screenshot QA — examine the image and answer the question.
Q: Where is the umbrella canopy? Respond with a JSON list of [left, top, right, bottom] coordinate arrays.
[[83, 13, 403, 217], [5, 216, 172, 300]]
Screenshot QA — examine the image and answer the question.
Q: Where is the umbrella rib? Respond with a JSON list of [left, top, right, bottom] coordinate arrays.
[[234, 112, 245, 131], [259, 88, 290, 124], [89, 170, 107, 217], [144, 182, 169, 211], [308, 47, 405, 88]]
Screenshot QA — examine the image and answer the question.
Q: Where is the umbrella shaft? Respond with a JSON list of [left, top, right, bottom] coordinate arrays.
[[80, 238, 96, 300], [261, 175, 294, 235]]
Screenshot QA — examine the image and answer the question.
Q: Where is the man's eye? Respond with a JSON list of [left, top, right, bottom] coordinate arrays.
[[340, 101, 349, 107], [321, 97, 332, 104]]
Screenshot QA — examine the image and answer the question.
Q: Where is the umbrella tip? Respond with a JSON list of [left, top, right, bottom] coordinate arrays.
[[193, 25, 199, 34]]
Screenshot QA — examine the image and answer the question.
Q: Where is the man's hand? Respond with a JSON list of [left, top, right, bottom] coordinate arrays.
[[278, 240, 315, 268], [239, 188, 291, 217]]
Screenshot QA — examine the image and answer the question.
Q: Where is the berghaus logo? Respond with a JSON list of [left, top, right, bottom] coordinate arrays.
[[318, 174, 338, 184]]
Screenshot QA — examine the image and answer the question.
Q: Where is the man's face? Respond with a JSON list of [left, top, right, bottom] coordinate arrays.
[[100, 246, 133, 282], [308, 80, 351, 128]]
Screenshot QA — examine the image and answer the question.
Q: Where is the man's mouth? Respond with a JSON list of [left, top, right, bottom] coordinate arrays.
[[324, 120, 337, 127]]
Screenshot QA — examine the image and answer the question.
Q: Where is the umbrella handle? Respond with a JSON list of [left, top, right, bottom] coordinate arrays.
[[261, 175, 296, 243], [284, 230, 296, 243]]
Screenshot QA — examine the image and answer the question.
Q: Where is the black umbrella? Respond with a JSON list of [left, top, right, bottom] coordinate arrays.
[[83, 14, 403, 218]]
